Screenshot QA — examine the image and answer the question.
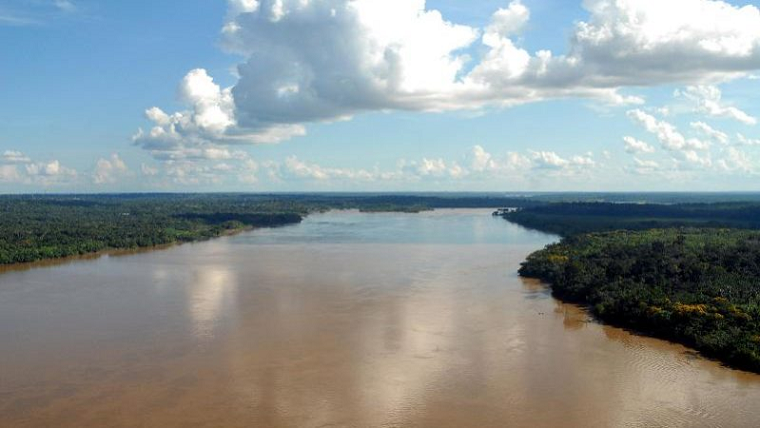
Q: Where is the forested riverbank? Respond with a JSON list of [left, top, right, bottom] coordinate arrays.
[[0, 193, 538, 265], [505, 202, 760, 372], [0, 195, 305, 264]]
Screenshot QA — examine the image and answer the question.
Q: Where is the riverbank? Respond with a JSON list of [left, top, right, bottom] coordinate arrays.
[[0, 194, 546, 267], [518, 229, 760, 373], [0, 224, 265, 274]]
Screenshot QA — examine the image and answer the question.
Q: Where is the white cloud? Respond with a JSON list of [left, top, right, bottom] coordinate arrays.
[[717, 147, 753, 172], [0, 165, 20, 182], [469, 145, 496, 172], [0, 14, 39, 26], [415, 158, 449, 177], [54, 0, 76, 12], [678, 85, 757, 125], [623, 136, 656, 154], [24, 160, 78, 185], [238, 145, 597, 186], [486, 1, 529, 37], [528, 151, 596, 173], [138, 0, 760, 152], [2, 150, 31, 163], [281, 156, 376, 181], [737, 133, 760, 146], [228, 0, 260, 15], [627, 109, 709, 151], [690, 121, 729, 144], [134, 69, 307, 160], [566, 0, 760, 85], [626, 157, 661, 175], [467, 145, 531, 175], [677, 150, 713, 168], [140, 163, 159, 176], [529, 151, 569, 169], [93, 154, 129, 184], [0, 149, 78, 186]]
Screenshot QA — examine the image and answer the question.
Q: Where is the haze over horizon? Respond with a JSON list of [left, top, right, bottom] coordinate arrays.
[[3, 0, 760, 193]]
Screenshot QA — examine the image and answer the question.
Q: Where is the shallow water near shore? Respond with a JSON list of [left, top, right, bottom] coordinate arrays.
[[1, 209, 759, 427]]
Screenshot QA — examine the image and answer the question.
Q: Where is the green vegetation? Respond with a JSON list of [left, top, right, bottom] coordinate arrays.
[[509, 202, 760, 372], [0, 194, 306, 264], [501, 202, 760, 236], [0, 193, 532, 265]]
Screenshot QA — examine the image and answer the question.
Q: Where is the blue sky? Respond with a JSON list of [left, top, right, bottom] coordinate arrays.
[[2, 0, 760, 192]]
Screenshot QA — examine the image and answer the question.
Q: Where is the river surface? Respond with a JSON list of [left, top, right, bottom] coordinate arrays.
[[1, 209, 760, 427]]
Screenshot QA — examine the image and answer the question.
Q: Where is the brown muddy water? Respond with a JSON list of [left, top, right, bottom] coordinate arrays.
[[1, 209, 759, 427]]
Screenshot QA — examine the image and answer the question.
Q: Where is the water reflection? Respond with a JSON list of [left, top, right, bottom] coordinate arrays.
[[1, 210, 759, 427], [188, 266, 238, 339]]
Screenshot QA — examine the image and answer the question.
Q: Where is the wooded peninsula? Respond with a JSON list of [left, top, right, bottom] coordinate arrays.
[[502, 202, 760, 372]]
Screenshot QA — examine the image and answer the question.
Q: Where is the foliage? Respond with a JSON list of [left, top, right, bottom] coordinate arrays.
[[502, 202, 760, 236], [0, 194, 307, 265], [519, 228, 760, 372]]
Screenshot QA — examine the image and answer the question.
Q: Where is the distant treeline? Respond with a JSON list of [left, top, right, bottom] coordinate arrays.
[[0, 195, 308, 265], [519, 229, 760, 372], [0, 193, 539, 265], [502, 202, 760, 236]]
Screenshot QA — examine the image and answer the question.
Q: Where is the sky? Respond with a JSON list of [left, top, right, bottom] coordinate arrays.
[[2, 0, 760, 193]]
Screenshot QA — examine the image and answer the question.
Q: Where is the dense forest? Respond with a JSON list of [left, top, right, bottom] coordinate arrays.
[[501, 202, 760, 236], [0, 194, 307, 265], [0, 193, 536, 265], [503, 201, 760, 372], [519, 229, 760, 372]]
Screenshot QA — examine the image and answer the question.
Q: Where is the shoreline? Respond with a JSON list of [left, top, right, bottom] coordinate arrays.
[[0, 225, 258, 275], [519, 263, 760, 375]]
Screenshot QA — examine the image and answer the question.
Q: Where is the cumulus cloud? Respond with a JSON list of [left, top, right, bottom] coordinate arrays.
[[24, 160, 78, 185], [25, 160, 71, 177], [134, 68, 306, 160], [625, 108, 732, 170], [737, 133, 760, 146], [2, 150, 31, 163], [280, 156, 378, 181], [677, 85, 757, 125], [466, 145, 533, 175], [627, 109, 710, 151], [626, 157, 662, 175], [136, 0, 760, 153], [0, 149, 78, 186], [691, 121, 729, 144], [717, 147, 753, 172], [623, 136, 656, 154], [566, 0, 760, 85], [140, 163, 159, 176], [93, 154, 129, 184], [245, 145, 599, 186], [0, 165, 21, 182]]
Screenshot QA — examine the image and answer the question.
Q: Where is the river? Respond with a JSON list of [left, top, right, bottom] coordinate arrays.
[[1, 209, 759, 427]]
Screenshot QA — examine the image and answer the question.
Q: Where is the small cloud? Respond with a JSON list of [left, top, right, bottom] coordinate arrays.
[[678, 86, 757, 126], [54, 0, 76, 12], [0, 14, 39, 26], [623, 136, 656, 154], [691, 122, 729, 145], [93, 154, 129, 184], [736, 134, 760, 146], [1, 150, 31, 163], [140, 163, 159, 176]]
